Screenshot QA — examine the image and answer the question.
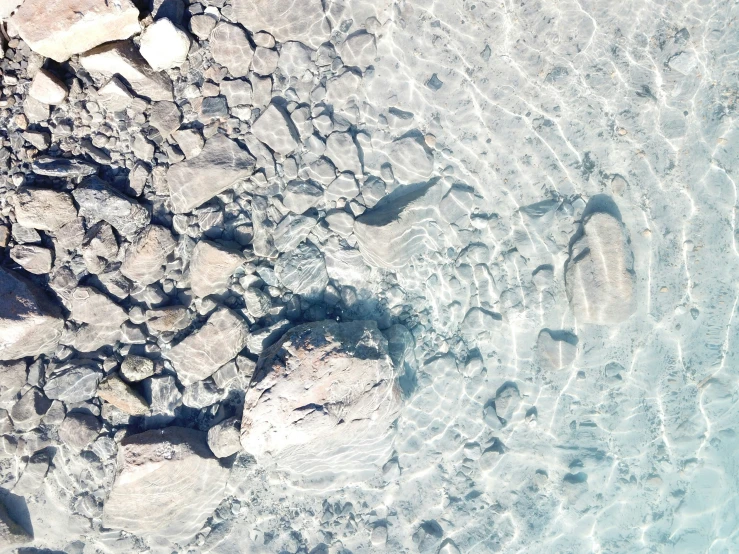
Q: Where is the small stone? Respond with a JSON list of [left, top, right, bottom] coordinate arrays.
[[325, 131, 361, 174], [149, 101, 182, 136], [370, 525, 388, 546], [210, 22, 254, 77], [59, 412, 101, 450], [0, 361, 26, 409], [120, 225, 177, 286], [22, 130, 50, 149], [253, 31, 275, 48], [28, 68, 68, 105], [32, 156, 97, 178], [10, 244, 53, 274], [139, 18, 191, 71], [132, 135, 156, 160], [220, 78, 252, 108], [97, 374, 149, 416], [243, 287, 272, 319], [145, 306, 191, 333], [199, 95, 229, 121], [387, 137, 433, 183], [325, 210, 354, 238], [73, 176, 151, 237], [207, 416, 241, 458], [121, 355, 155, 382], [251, 104, 299, 155], [189, 240, 243, 298]]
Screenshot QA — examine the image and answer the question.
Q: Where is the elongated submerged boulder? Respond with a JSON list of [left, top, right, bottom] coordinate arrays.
[[0, 266, 64, 360], [103, 427, 228, 543], [241, 320, 403, 485], [565, 209, 636, 324]]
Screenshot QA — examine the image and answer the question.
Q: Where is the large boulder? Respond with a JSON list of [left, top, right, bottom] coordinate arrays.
[[0, 267, 64, 361], [241, 320, 403, 483], [103, 427, 229, 543], [9, 0, 140, 62], [230, 0, 330, 49], [565, 207, 636, 324]]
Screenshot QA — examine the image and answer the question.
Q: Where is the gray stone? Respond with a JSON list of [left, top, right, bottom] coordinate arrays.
[[340, 31, 377, 69], [189, 13, 217, 39], [9, 388, 51, 432], [69, 286, 128, 327], [0, 361, 25, 409], [172, 128, 204, 159], [210, 22, 254, 77], [273, 213, 317, 252], [207, 416, 241, 458], [275, 242, 328, 301], [325, 131, 361, 174], [537, 330, 578, 369], [387, 137, 433, 183], [14, 186, 77, 232], [120, 225, 177, 286], [189, 240, 243, 298], [149, 101, 182, 137], [231, 0, 329, 48], [251, 104, 299, 155], [282, 180, 323, 213], [44, 362, 102, 403], [31, 156, 97, 178], [73, 176, 151, 237], [243, 287, 272, 319], [59, 412, 101, 450]]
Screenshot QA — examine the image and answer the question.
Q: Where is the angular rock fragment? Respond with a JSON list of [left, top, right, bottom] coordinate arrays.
[[98, 77, 134, 111], [59, 412, 101, 450], [149, 101, 182, 137], [243, 287, 272, 319], [242, 320, 403, 480], [31, 156, 97, 178], [354, 181, 444, 269], [207, 416, 241, 458], [172, 128, 204, 159], [189, 240, 243, 298], [167, 133, 256, 213], [44, 362, 102, 403], [73, 177, 151, 237], [10, 244, 53, 274], [251, 104, 299, 155], [120, 225, 177, 286], [231, 0, 329, 48], [9, 0, 140, 62], [0, 361, 26, 409], [13, 186, 77, 232], [275, 242, 328, 301], [28, 68, 68, 105], [103, 427, 229, 542], [97, 374, 149, 416], [388, 137, 434, 183], [145, 306, 191, 333], [166, 307, 249, 386], [273, 213, 317, 252], [139, 17, 191, 71], [537, 329, 578, 369], [80, 41, 174, 102], [565, 206, 636, 325], [0, 266, 64, 360], [210, 22, 254, 77]]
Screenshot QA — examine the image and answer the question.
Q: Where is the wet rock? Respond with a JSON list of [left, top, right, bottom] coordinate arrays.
[[0, 500, 31, 548], [166, 307, 249, 386], [103, 427, 229, 542], [59, 412, 101, 450], [243, 287, 272, 319], [97, 374, 149, 415], [0, 266, 64, 360], [80, 41, 174, 102], [28, 68, 68, 105], [9, 0, 140, 62], [231, 0, 329, 48], [354, 181, 444, 269], [10, 387, 51, 432], [210, 22, 254, 77], [139, 17, 191, 71], [325, 131, 361, 174], [251, 104, 299, 155], [120, 225, 177, 286], [537, 329, 577, 369], [207, 416, 241, 458], [98, 76, 134, 111], [340, 32, 377, 69], [10, 244, 53, 274], [275, 242, 328, 301], [252, 46, 279, 75], [146, 306, 191, 333], [246, 319, 291, 355], [121, 355, 155, 382], [565, 208, 636, 325], [44, 362, 102, 403], [273, 213, 317, 252], [69, 286, 128, 327], [31, 156, 97, 178], [0, 361, 26, 409], [73, 176, 150, 237], [189, 13, 217, 40], [189, 240, 243, 298], [149, 101, 182, 137], [172, 128, 204, 159], [241, 320, 403, 480], [282, 180, 323, 213], [167, 133, 256, 213], [22, 130, 51, 149], [388, 137, 433, 183]]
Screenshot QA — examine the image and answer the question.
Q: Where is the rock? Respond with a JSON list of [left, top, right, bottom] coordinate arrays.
[[73, 176, 150, 237], [273, 213, 317, 252], [189, 240, 243, 298], [22, 130, 51, 149], [243, 287, 272, 319], [220, 78, 252, 108], [166, 307, 249, 386], [97, 374, 149, 415], [251, 104, 299, 155], [189, 13, 217, 39], [147, 375, 181, 418], [13, 449, 50, 495], [120, 225, 177, 286], [282, 180, 323, 213], [565, 207, 636, 324], [9, 0, 140, 62], [207, 416, 241, 458], [231, 0, 329, 48], [325, 132, 361, 174], [0, 500, 31, 548], [145, 306, 191, 333], [246, 319, 291, 355], [252, 46, 279, 75], [387, 137, 433, 183], [0, 361, 26, 409], [103, 427, 229, 542], [325, 173, 359, 202], [172, 128, 204, 159], [167, 133, 256, 213], [28, 68, 68, 105], [340, 32, 377, 69], [80, 41, 174, 102], [210, 22, 254, 77], [10, 244, 52, 274], [370, 525, 388, 546], [121, 355, 155, 382], [0, 266, 64, 360], [182, 379, 227, 409], [275, 242, 328, 301], [537, 330, 578, 369], [354, 181, 444, 269], [149, 101, 182, 137], [325, 210, 354, 238], [69, 286, 128, 327], [139, 18, 191, 71], [31, 156, 97, 178], [199, 96, 229, 121], [9, 387, 51, 432], [44, 362, 102, 403], [98, 77, 134, 111], [82, 221, 119, 274], [241, 320, 403, 481], [59, 412, 101, 450]]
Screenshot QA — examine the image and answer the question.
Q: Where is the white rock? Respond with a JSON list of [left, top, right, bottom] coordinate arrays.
[[325, 132, 361, 174], [231, 0, 329, 48], [283, 180, 324, 213], [189, 240, 243, 298], [275, 242, 328, 301], [98, 77, 134, 111], [121, 355, 155, 382], [69, 286, 128, 327], [251, 46, 279, 75], [325, 210, 354, 238], [210, 22, 254, 77], [387, 137, 433, 183], [103, 427, 229, 543], [9, 0, 140, 62], [273, 213, 317, 252], [207, 416, 241, 458], [166, 307, 249, 386], [251, 104, 300, 155], [139, 18, 191, 71], [28, 69, 68, 105], [0, 0, 22, 20], [120, 225, 177, 286], [325, 172, 359, 202], [565, 209, 636, 324]]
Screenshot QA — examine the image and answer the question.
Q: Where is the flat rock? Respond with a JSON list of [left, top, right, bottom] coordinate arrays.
[[251, 104, 299, 155], [149, 101, 182, 137], [231, 0, 330, 49], [73, 177, 150, 237], [0, 361, 26, 409], [121, 355, 155, 382], [9, 0, 140, 62], [139, 18, 191, 71], [167, 133, 256, 213], [120, 225, 177, 286], [565, 209, 636, 324], [80, 41, 174, 102], [103, 427, 228, 543], [241, 320, 403, 481], [354, 181, 444, 269], [282, 180, 323, 213], [537, 329, 578, 369], [28, 68, 68, 105], [69, 286, 128, 327], [340, 31, 377, 69], [14, 186, 77, 232], [210, 22, 254, 77], [275, 242, 328, 301], [189, 240, 243, 298], [166, 307, 249, 386], [325, 132, 361, 174], [9, 387, 51, 432], [0, 266, 64, 360], [273, 213, 317, 252]]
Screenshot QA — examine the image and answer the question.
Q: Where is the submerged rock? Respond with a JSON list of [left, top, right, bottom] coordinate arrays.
[[275, 241, 328, 301], [73, 176, 150, 237], [0, 500, 31, 548], [120, 225, 177, 286], [231, 0, 330, 48], [103, 427, 229, 543], [241, 320, 403, 483], [210, 22, 254, 77], [189, 240, 243, 298]]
